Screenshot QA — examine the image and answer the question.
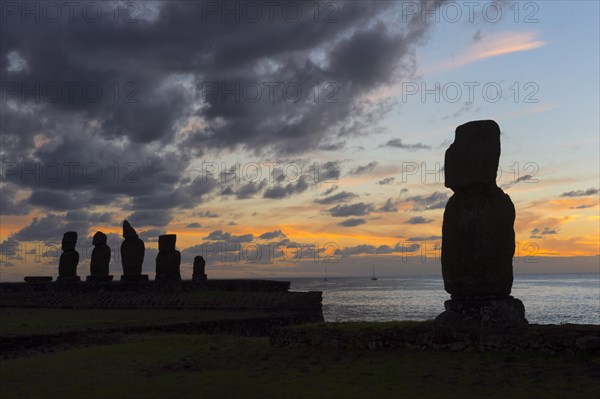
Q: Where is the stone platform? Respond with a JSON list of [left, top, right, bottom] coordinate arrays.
[[0, 279, 322, 323], [435, 296, 528, 329]]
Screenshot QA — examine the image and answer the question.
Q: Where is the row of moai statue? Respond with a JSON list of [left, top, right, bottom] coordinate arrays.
[[56, 220, 208, 283]]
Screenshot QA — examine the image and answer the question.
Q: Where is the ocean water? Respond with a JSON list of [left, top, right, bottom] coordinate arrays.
[[289, 273, 600, 325]]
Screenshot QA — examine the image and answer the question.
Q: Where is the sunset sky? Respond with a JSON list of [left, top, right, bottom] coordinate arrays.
[[1, 1, 598, 281]]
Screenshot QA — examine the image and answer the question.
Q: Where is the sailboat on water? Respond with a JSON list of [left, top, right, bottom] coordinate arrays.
[[370, 265, 377, 281]]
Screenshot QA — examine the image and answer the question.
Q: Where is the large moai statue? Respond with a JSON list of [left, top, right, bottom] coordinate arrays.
[[120, 220, 148, 282], [193, 255, 207, 282], [57, 231, 80, 282], [155, 234, 181, 281], [436, 120, 527, 329], [87, 231, 113, 282]]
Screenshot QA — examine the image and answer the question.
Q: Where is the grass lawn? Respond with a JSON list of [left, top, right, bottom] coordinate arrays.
[[0, 307, 268, 337], [1, 333, 599, 399]]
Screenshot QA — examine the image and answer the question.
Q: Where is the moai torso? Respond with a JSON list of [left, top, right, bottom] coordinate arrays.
[[156, 234, 181, 278], [120, 220, 145, 275], [90, 231, 111, 276], [59, 231, 79, 277]]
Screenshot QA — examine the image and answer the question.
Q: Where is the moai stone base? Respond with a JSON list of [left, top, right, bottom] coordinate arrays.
[[155, 273, 182, 283], [192, 273, 208, 283], [120, 274, 149, 282], [56, 276, 81, 283], [435, 296, 528, 330], [86, 275, 114, 282], [24, 276, 53, 283]]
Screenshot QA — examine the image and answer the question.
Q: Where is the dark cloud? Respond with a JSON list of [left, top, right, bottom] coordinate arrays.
[[313, 162, 341, 183], [263, 176, 309, 199], [322, 185, 339, 196], [501, 174, 535, 190], [196, 211, 219, 218], [407, 191, 448, 211], [127, 210, 173, 227], [328, 202, 374, 217], [185, 222, 202, 228], [379, 138, 431, 151], [407, 235, 442, 241], [560, 188, 599, 197], [1, 0, 440, 242], [530, 227, 559, 239], [348, 161, 377, 176], [315, 191, 359, 205], [29, 190, 88, 211], [234, 180, 267, 200], [336, 242, 419, 256], [338, 218, 366, 227], [570, 204, 595, 209], [376, 177, 395, 185], [0, 183, 30, 215], [138, 229, 166, 243], [379, 198, 398, 213], [205, 230, 253, 244], [406, 216, 432, 224], [11, 214, 91, 242], [258, 230, 286, 240]]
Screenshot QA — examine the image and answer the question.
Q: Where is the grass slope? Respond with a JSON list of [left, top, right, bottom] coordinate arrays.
[[1, 333, 599, 399]]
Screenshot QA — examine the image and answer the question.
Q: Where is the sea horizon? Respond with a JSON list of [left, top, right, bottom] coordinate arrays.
[[289, 273, 600, 325]]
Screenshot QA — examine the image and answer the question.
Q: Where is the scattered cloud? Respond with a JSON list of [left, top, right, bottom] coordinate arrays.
[[560, 188, 599, 197], [376, 177, 395, 185], [264, 176, 310, 199], [315, 191, 359, 205], [336, 242, 419, 256], [258, 230, 286, 240], [379, 138, 431, 151], [406, 216, 433, 224], [348, 161, 378, 176], [328, 202, 374, 217], [379, 198, 399, 213], [406, 191, 448, 211], [338, 218, 367, 227], [530, 227, 560, 239], [407, 235, 442, 241]]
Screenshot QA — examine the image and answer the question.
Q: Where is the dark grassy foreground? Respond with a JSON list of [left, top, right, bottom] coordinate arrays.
[[0, 307, 268, 337], [2, 333, 600, 399], [1, 309, 599, 399]]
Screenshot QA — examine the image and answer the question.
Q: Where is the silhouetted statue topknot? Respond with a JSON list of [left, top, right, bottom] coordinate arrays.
[[58, 231, 80, 282], [120, 220, 147, 282], [436, 120, 527, 329], [87, 231, 113, 282], [155, 234, 181, 281]]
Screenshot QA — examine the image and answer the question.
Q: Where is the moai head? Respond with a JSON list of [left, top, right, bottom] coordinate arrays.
[[61, 231, 78, 251], [158, 234, 177, 251], [122, 220, 138, 239], [194, 255, 206, 273], [92, 231, 107, 246], [444, 120, 501, 190]]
